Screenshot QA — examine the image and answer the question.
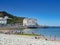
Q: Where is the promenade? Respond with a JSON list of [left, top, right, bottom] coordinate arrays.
[[0, 34, 60, 45]]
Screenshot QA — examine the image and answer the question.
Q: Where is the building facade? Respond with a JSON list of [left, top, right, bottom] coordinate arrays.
[[0, 16, 8, 24], [23, 18, 38, 27]]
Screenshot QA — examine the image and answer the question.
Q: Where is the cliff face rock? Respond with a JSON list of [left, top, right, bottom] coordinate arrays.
[[0, 11, 25, 24]]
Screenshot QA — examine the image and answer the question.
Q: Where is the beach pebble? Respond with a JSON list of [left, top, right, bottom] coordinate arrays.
[[0, 34, 60, 45]]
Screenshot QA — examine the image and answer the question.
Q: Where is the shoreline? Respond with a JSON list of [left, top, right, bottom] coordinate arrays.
[[0, 29, 60, 41]]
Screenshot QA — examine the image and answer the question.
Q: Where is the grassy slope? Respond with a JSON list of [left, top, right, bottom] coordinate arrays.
[[15, 34, 40, 36]]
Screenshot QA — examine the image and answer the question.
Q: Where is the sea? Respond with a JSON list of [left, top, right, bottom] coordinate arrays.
[[22, 28, 60, 40]]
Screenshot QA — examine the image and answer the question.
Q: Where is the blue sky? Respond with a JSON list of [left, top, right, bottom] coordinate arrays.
[[0, 0, 60, 26]]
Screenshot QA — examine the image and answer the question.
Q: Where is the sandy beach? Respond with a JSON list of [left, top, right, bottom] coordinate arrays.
[[0, 34, 60, 45]]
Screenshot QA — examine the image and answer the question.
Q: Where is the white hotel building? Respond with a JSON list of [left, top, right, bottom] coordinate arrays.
[[23, 18, 38, 27], [0, 16, 8, 24]]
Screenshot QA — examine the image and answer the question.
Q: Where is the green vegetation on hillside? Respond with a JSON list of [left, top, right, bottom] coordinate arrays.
[[0, 11, 25, 24]]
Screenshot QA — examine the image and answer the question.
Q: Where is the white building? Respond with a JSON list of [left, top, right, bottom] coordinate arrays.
[[0, 16, 8, 24], [23, 18, 38, 27]]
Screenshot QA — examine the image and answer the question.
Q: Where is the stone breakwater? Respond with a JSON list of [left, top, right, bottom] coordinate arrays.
[[0, 34, 60, 45]]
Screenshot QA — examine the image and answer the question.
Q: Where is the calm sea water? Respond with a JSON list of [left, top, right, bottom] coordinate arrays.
[[22, 28, 60, 40]]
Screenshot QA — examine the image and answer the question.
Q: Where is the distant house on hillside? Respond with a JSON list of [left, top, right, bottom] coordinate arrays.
[[0, 16, 9, 24], [23, 18, 38, 27]]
